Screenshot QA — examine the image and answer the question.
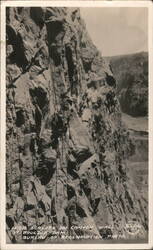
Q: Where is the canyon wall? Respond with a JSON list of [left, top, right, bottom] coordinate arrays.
[[106, 52, 148, 117], [6, 7, 148, 243]]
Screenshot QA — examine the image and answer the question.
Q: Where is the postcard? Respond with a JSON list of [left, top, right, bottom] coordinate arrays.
[[0, 1, 153, 249]]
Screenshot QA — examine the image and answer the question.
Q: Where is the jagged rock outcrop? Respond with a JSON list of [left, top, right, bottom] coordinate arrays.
[[6, 7, 148, 243]]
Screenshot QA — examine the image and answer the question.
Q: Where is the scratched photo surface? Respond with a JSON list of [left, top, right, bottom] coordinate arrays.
[[5, 6, 148, 244]]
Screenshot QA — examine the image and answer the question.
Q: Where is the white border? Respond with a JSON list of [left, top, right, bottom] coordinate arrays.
[[1, 1, 153, 250]]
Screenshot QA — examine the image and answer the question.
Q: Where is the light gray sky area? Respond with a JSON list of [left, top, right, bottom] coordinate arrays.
[[80, 7, 148, 57]]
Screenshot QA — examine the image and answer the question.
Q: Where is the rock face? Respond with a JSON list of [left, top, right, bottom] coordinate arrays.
[[122, 114, 148, 207], [106, 52, 148, 213], [6, 7, 148, 243], [106, 52, 148, 117]]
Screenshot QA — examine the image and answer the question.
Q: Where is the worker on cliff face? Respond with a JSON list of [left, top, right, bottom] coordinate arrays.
[[91, 160, 101, 179]]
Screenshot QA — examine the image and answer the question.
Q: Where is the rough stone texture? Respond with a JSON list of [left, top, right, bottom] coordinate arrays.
[[6, 7, 148, 243]]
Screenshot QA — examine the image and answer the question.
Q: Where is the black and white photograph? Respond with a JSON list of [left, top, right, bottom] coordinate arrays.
[[0, 1, 153, 249]]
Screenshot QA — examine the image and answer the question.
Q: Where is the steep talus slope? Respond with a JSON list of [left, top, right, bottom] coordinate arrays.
[[106, 52, 148, 117], [6, 7, 147, 243]]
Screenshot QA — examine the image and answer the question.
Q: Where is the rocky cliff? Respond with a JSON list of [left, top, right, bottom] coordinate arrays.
[[106, 52, 148, 209], [106, 52, 148, 117], [6, 7, 148, 243]]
